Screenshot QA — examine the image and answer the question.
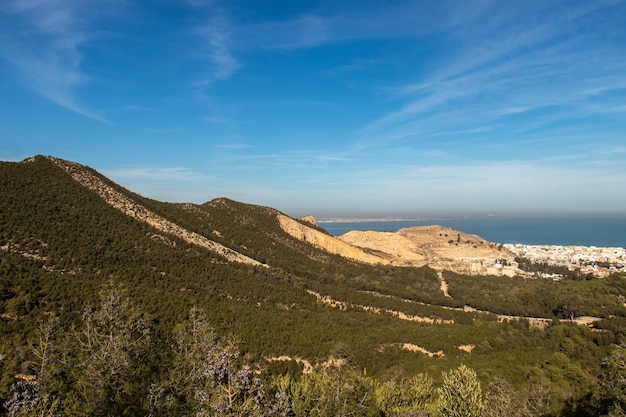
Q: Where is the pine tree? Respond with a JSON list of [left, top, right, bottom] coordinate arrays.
[[438, 365, 483, 417]]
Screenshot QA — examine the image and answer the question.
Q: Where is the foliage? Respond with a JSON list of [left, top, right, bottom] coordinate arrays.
[[290, 365, 378, 417], [598, 344, 626, 417], [444, 272, 626, 319], [483, 376, 555, 417], [374, 373, 435, 416], [149, 307, 292, 417], [4, 380, 59, 417], [69, 281, 152, 416], [437, 365, 483, 417]]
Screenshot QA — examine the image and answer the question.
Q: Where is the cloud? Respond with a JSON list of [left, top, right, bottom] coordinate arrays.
[[306, 159, 626, 215], [190, 3, 240, 86], [98, 164, 218, 203], [216, 143, 251, 149], [317, 58, 385, 77], [240, 14, 334, 50], [0, 0, 110, 121], [359, 1, 626, 145], [234, 2, 451, 51], [209, 153, 626, 216], [117, 104, 155, 112], [207, 145, 355, 172], [101, 166, 208, 182], [191, 1, 623, 95]]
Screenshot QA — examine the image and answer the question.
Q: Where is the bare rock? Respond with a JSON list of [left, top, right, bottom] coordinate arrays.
[[299, 215, 318, 227], [277, 214, 389, 265]]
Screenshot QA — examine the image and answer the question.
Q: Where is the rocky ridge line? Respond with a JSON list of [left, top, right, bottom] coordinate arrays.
[[48, 157, 265, 267], [276, 214, 390, 265]]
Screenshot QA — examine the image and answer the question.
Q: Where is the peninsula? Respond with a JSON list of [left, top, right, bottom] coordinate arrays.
[[289, 216, 626, 278]]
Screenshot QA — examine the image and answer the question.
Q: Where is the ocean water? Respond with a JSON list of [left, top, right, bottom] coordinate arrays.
[[318, 216, 626, 248]]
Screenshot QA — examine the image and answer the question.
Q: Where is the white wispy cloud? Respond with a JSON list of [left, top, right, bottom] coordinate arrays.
[[190, 3, 240, 87], [98, 163, 222, 203], [304, 158, 626, 214], [207, 144, 355, 172], [234, 2, 450, 51], [117, 104, 155, 112], [361, 2, 624, 133], [0, 0, 111, 121], [216, 143, 252, 149], [101, 166, 208, 182]]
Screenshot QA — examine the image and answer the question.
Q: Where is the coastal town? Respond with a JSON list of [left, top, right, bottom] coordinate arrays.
[[503, 243, 626, 278], [464, 244, 626, 279]]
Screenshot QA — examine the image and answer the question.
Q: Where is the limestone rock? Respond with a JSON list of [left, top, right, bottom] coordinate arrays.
[[276, 214, 389, 265], [299, 215, 318, 227]]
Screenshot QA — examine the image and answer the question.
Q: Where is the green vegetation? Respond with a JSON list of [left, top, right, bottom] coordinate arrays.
[[1, 156, 626, 415], [444, 271, 626, 321]]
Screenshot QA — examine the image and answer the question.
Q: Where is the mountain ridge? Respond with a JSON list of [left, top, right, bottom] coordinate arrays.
[[41, 155, 513, 275], [46, 156, 265, 267]]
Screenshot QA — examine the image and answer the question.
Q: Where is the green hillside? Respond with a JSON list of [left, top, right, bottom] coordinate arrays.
[[1, 156, 625, 416]]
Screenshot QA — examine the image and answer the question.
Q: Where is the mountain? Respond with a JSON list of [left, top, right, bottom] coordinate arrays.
[[1, 156, 625, 416]]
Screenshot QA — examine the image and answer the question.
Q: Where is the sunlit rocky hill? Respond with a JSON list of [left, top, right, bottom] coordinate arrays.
[[283, 217, 516, 275]]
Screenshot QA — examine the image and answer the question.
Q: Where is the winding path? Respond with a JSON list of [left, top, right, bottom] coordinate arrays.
[[438, 271, 452, 298]]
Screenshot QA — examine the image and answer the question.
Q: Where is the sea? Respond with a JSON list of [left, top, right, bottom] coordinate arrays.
[[318, 216, 626, 248]]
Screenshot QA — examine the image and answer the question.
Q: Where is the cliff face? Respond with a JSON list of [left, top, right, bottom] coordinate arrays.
[[276, 214, 390, 265]]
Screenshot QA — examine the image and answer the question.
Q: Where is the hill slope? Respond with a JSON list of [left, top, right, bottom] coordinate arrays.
[[336, 225, 514, 273], [47, 156, 263, 266]]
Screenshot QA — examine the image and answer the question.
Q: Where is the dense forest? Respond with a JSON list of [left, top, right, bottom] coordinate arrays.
[[1, 156, 625, 416]]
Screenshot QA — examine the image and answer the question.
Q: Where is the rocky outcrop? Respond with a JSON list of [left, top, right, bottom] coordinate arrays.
[[378, 343, 444, 358], [299, 215, 318, 227], [276, 214, 390, 265], [337, 224, 514, 272], [338, 230, 426, 265]]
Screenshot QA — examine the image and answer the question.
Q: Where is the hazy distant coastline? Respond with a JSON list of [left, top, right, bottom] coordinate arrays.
[[319, 217, 433, 223], [318, 214, 502, 223], [318, 216, 626, 248]]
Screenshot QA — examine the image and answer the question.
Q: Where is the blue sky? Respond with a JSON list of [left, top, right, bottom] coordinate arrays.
[[1, 0, 625, 218]]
